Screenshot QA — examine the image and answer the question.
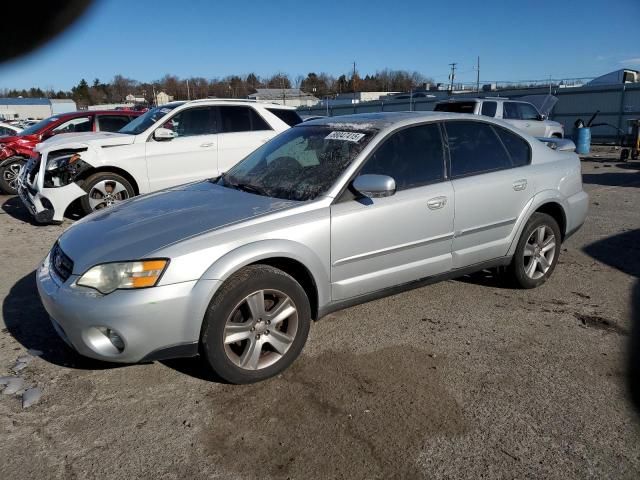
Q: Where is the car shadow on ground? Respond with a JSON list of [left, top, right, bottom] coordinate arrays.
[[582, 169, 640, 188], [454, 268, 513, 289], [1, 195, 40, 225], [1, 195, 83, 224], [2, 270, 124, 371], [583, 229, 640, 416], [3, 270, 222, 380]]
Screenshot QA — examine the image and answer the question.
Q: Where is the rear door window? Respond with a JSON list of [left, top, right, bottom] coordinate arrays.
[[360, 123, 445, 190], [445, 121, 512, 177], [502, 102, 520, 120], [219, 106, 272, 132], [97, 115, 132, 132], [266, 108, 303, 126], [480, 101, 497, 117]]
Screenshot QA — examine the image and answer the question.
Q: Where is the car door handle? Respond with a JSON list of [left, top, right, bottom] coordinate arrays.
[[512, 179, 527, 191], [200, 142, 215, 148], [427, 196, 447, 210]]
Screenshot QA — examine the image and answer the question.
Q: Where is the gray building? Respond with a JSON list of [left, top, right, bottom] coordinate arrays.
[[248, 88, 319, 107], [0, 97, 78, 120]]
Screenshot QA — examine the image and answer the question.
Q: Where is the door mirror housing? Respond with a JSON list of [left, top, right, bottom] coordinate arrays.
[[352, 174, 396, 198], [154, 127, 177, 141], [537, 114, 547, 121]]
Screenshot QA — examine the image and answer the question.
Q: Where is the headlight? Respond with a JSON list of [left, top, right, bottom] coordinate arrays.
[[46, 152, 82, 171], [77, 260, 169, 294]]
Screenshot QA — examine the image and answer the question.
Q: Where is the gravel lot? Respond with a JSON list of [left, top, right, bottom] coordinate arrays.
[[1, 147, 639, 479]]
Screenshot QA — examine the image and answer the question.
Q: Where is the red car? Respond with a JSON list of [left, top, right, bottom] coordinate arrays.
[[0, 110, 141, 194]]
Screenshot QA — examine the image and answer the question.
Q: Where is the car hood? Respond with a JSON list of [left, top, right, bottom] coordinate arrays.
[[38, 132, 135, 151], [58, 181, 300, 274]]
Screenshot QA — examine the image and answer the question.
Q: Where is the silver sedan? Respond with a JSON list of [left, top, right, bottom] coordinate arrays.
[[36, 112, 588, 383]]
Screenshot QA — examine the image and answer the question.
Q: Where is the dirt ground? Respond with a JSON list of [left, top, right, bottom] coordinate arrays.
[[1, 146, 639, 479]]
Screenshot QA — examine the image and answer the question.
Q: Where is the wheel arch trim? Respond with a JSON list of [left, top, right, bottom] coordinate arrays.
[[198, 239, 330, 318], [506, 191, 569, 257]]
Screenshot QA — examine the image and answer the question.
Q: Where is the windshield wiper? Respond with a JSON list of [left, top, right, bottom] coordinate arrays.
[[220, 174, 268, 196], [232, 182, 268, 196]]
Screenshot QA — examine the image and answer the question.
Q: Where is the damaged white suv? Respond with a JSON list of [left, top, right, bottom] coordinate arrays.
[[17, 100, 301, 223]]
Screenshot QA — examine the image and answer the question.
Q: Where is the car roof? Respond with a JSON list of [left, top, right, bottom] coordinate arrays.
[[436, 97, 527, 104], [302, 111, 481, 129], [300, 111, 536, 138], [184, 98, 297, 110]]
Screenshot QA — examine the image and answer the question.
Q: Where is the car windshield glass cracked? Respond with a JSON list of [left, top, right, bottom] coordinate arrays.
[[221, 125, 375, 201]]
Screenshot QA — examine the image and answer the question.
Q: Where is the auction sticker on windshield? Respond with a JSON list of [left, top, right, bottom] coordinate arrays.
[[325, 131, 366, 142]]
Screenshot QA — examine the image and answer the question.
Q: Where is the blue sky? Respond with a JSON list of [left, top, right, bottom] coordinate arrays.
[[0, 0, 638, 91]]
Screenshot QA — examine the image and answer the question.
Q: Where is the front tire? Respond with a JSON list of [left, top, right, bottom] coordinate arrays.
[[0, 156, 26, 194], [201, 265, 311, 384], [507, 213, 561, 289], [79, 171, 135, 215]]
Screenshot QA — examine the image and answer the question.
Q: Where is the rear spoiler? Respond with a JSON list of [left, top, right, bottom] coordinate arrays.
[[536, 137, 576, 152]]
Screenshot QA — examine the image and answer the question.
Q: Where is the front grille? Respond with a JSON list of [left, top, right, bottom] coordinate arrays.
[[50, 243, 73, 282]]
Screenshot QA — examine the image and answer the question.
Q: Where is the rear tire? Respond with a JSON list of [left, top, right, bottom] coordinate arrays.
[[506, 213, 561, 289], [79, 171, 135, 215], [200, 265, 311, 384], [0, 156, 26, 194]]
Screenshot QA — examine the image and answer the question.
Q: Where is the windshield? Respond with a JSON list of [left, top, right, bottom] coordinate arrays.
[[118, 104, 182, 135], [221, 125, 376, 201], [19, 116, 61, 136]]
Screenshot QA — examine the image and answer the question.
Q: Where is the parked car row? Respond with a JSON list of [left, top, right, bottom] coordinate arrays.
[[0, 109, 141, 194], [16, 100, 302, 223], [32, 109, 588, 383]]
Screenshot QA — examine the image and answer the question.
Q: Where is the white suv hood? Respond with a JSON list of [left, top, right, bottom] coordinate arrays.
[[37, 132, 135, 151]]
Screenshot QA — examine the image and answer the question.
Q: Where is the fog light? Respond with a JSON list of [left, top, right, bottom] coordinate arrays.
[[98, 327, 125, 352]]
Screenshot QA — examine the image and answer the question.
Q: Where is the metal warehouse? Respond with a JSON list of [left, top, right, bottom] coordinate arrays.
[[0, 98, 77, 120]]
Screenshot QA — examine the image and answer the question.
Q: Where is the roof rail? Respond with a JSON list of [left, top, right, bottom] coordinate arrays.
[[188, 98, 259, 103]]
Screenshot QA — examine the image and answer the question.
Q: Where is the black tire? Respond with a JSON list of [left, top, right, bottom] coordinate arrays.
[[79, 171, 135, 215], [506, 213, 562, 289], [201, 264, 311, 384], [0, 156, 26, 194], [620, 149, 629, 162]]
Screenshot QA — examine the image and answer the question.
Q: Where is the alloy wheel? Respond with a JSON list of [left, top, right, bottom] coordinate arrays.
[[523, 225, 556, 280], [88, 179, 130, 210], [223, 289, 298, 371], [2, 162, 22, 191]]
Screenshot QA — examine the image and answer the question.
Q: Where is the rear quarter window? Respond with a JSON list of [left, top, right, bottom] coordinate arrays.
[[494, 126, 531, 167], [434, 102, 476, 114], [266, 108, 303, 126]]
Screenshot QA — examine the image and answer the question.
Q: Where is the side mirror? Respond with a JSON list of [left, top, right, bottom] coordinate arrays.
[[352, 174, 396, 198], [537, 114, 547, 121], [154, 127, 177, 141]]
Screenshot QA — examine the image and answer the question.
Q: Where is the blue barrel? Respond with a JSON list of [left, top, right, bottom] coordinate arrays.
[[573, 127, 591, 155]]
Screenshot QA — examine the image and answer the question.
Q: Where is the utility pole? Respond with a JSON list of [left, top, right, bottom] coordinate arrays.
[[448, 63, 457, 93], [186, 79, 191, 100], [352, 61, 357, 105], [476, 56, 480, 93]]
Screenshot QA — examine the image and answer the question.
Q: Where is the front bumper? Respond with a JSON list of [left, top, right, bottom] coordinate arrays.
[[17, 168, 86, 223], [36, 252, 219, 363]]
